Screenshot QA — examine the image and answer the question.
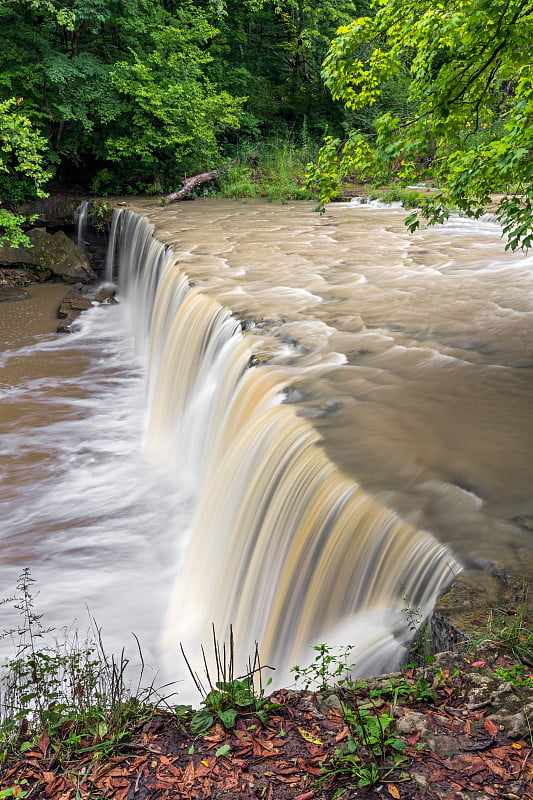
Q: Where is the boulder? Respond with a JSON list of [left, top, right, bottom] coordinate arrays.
[[95, 288, 117, 304], [0, 228, 96, 283], [56, 286, 93, 332]]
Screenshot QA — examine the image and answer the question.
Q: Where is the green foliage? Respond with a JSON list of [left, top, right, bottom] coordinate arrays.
[[312, 0, 533, 249], [217, 138, 318, 201], [0, 569, 164, 765], [106, 8, 244, 192], [492, 663, 533, 688], [0, 0, 248, 193], [366, 673, 436, 706], [317, 695, 406, 790], [468, 590, 533, 666], [368, 187, 425, 209], [291, 643, 355, 691], [181, 626, 275, 734], [401, 592, 434, 667], [189, 675, 269, 734], [205, 0, 364, 141], [0, 0, 369, 196], [0, 98, 50, 246]]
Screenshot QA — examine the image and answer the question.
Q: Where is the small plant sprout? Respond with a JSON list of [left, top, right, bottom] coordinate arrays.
[[291, 643, 356, 691], [401, 589, 434, 666], [180, 625, 275, 734]]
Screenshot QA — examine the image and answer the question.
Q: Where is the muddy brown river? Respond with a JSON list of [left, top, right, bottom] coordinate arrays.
[[1, 199, 532, 691]]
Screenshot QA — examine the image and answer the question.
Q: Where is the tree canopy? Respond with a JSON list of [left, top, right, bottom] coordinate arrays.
[[2, 0, 531, 248], [308, 0, 533, 249], [0, 98, 50, 246]]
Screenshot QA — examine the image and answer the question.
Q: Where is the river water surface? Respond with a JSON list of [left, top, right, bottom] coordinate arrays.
[[1, 200, 532, 688]]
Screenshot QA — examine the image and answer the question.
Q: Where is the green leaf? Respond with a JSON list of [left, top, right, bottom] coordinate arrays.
[[190, 708, 214, 735], [215, 743, 231, 757], [218, 709, 237, 729]]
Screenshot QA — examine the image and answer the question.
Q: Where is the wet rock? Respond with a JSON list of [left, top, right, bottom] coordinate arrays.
[[0, 285, 30, 302], [95, 288, 117, 304], [57, 287, 92, 332], [0, 228, 96, 283], [396, 710, 435, 749], [432, 564, 533, 654]]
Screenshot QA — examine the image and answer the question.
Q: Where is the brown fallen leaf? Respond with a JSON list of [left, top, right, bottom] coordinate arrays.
[[273, 765, 300, 776], [38, 729, 51, 755], [483, 718, 499, 737], [335, 726, 350, 742], [482, 758, 510, 779], [407, 730, 421, 746], [182, 759, 195, 784]]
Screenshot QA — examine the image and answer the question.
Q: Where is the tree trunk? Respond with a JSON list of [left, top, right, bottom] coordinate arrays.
[[163, 170, 219, 203]]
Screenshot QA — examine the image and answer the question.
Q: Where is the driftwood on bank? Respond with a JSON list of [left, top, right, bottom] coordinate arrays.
[[163, 170, 219, 203]]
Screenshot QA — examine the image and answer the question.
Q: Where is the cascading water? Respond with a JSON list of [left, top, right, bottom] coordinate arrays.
[[107, 209, 461, 690], [75, 200, 90, 248]]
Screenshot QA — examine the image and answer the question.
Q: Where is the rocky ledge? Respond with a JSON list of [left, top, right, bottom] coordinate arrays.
[[56, 285, 118, 332], [0, 227, 96, 284]]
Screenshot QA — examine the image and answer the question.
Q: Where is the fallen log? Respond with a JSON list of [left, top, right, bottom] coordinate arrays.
[[163, 170, 219, 203]]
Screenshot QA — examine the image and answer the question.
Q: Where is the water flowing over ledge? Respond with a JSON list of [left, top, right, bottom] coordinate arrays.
[[107, 208, 461, 689]]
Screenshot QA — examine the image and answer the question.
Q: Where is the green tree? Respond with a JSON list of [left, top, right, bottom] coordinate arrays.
[[202, 0, 365, 143], [0, 0, 246, 193], [0, 98, 51, 246], [105, 8, 244, 192], [309, 0, 533, 249]]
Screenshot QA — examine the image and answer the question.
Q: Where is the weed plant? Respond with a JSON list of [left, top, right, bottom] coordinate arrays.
[[468, 588, 533, 666], [180, 625, 275, 734], [291, 643, 356, 691], [368, 187, 425, 208], [291, 643, 411, 790], [0, 569, 165, 767], [401, 591, 434, 667], [326, 697, 407, 790], [215, 138, 318, 202]]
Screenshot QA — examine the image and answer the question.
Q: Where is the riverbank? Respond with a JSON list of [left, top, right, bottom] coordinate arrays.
[[1, 634, 532, 800]]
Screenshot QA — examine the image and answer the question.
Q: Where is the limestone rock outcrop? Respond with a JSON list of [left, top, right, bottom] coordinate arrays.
[[0, 228, 96, 283]]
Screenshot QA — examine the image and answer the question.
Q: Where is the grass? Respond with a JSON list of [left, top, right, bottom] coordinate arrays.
[[368, 186, 426, 208], [0, 569, 167, 770], [468, 586, 533, 666], [214, 138, 318, 202]]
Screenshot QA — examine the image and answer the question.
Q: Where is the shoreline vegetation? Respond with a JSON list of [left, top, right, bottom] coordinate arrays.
[[1, 571, 532, 800]]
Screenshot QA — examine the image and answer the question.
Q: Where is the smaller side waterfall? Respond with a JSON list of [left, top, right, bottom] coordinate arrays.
[[75, 200, 90, 248], [107, 209, 461, 689]]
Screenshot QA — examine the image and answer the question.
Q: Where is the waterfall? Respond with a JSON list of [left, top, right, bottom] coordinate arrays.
[[75, 200, 90, 247], [107, 209, 461, 689]]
